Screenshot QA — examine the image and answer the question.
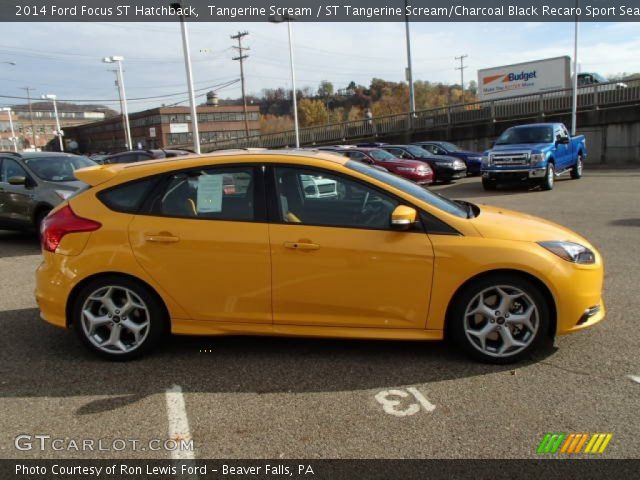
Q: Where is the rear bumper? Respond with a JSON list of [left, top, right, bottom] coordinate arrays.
[[35, 253, 73, 328]]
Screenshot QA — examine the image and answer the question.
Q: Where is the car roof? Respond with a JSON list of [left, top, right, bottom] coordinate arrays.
[[19, 152, 83, 159], [75, 149, 351, 187], [510, 123, 557, 129]]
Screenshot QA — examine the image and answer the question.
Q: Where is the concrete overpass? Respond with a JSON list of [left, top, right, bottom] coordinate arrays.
[[195, 78, 640, 165]]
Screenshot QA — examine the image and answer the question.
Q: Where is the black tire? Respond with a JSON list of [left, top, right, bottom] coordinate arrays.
[[541, 163, 555, 190], [571, 154, 583, 179], [72, 275, 168, 360], [449, 274, 551, 364], [482, 178, 497, 191]]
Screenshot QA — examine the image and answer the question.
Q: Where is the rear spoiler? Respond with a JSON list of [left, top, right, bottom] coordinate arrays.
[[74, 165, 120, 187]]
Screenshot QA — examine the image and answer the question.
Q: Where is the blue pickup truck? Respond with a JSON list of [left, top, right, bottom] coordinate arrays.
[[481, 123, 586, 191]]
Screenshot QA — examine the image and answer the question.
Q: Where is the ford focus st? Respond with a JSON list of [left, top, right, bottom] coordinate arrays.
[[35, 151, 605, 363]]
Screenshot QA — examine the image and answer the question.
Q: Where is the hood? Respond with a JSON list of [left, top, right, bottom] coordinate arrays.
[[386, 159, 431, 169], [490, 143, 551, 153], [470, 204, 592, 246], [426, 154, 464, 164], [452, 151, 482, 158]]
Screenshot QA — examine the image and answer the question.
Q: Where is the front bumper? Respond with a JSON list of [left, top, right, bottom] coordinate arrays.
[[434, 166, 467, 181], [482, 167, 546, 182]]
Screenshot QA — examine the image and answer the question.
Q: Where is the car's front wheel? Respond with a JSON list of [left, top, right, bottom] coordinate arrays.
[[541, 163, 555, 190], [449, 274, 551, 364], [72, 276, 167, 360]]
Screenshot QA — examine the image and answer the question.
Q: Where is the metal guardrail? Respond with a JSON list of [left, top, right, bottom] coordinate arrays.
[[175, 78, 640, 152]]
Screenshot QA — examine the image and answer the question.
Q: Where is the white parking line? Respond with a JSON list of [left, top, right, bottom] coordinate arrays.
[[165, 385, 195, 461], [628, 375, 640, 384]]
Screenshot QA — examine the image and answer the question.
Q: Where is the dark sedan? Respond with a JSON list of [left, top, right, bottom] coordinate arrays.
[[99, 149, 194, 165], [381, 145, 467, 183], [333, 147, 433, 185], [412, 141, 483, 175]]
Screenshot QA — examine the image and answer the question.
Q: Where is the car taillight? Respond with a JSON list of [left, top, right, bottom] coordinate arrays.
[[41, 205, 101, 253]]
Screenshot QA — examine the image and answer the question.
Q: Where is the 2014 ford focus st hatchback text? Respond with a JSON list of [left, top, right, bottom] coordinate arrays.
[[35, 151, 605, 363]]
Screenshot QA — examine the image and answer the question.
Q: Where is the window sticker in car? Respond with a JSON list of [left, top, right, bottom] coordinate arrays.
[[196, 174, 223, 213]]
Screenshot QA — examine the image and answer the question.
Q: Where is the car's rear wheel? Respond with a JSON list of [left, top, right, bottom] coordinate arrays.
[[72, 276, 167, 360], [482, 178, 497, 190], [541, 163, 555, 190], [450, 274, 551, 364], [571, 154, 583, 179]]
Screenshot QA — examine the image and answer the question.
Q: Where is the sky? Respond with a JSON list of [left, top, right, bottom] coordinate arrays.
[[0, 21, 638, 113]]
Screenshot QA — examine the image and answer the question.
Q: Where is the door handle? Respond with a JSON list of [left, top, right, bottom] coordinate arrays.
[[144, 233, 180, 243], [284, 241, 320, 251]]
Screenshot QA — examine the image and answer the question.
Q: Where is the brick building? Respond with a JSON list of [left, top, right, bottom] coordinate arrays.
[[8, 102, 109, 150], [65, 105, 261, 153]]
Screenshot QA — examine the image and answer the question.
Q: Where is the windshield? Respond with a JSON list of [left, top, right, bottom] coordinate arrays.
[[369, 149, 396, 161], [405, 145, 431, 157], [24, 155, 96, 182], [495, 126, 553, 145], [346, 160, 468, 218]]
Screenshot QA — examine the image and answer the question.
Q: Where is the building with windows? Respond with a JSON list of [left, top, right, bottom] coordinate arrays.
[[8, 102, 110, 149], [0, 111, 21, 151], [65, 105, 261, 153]]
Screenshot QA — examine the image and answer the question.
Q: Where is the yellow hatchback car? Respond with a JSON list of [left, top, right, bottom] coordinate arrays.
[[35, 151, 605, 363]]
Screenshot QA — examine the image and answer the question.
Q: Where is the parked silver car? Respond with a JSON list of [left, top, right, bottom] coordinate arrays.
[[0, 151, 95, 235]]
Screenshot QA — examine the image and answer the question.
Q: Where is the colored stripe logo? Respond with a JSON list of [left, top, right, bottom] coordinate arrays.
[[537, 433, 612, 454]]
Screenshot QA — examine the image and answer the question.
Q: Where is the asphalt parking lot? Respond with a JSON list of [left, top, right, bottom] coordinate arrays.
[[1, 170, 639, 460]]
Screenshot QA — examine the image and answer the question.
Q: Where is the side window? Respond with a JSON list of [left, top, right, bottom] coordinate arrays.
[[386, 148, 404, 158], [274, 167, 399, 230], [148, 166, 255, 221], [422, 145, 437, 154], [1, 158, 27, 183], [99, 178, 157, 213]]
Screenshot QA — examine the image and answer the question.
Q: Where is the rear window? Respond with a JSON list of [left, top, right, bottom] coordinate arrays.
[[98, 178, 157, 213]]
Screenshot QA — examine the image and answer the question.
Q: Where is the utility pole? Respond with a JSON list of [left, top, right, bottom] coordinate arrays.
[[21, 87, 37, 148], [108, 69, 124, 117], [404, 0, 415, 118], [455, 54, 468, 103], [231, 31, 250, 139]]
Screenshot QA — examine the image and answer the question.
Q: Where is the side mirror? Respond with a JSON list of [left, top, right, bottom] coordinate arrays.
[[8, 176, 26, 186], [391, 205, 417, 231], [556, 135, 570, 145]]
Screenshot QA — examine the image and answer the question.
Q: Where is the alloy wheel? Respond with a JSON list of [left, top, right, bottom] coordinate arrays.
[[463, 285, 539, 358], [81, 286, 151, 354]]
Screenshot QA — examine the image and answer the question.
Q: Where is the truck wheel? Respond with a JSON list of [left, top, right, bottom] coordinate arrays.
[[482, 178, 497, 191], [541, 163, 555, 191], [571, 155, 583, 179]]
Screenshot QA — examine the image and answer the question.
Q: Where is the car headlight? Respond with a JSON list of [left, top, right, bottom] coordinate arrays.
[[538, 241, 596, 264], [454, 159, 466, 168], [481, 156, 491, 166], [55, 190, 74, 200], [530, 153, 546, 163], [439, 161, 454, 167]]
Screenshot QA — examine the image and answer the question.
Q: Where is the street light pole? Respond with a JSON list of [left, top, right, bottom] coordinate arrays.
[[404, 0, 415, 118], [173, 2, 201, 154], [1, 107, 18, 152], [571, 1, 580, 136], [103, 56, 132, 151], [42, 94, 63, 151], [269, 14, 299, 148]]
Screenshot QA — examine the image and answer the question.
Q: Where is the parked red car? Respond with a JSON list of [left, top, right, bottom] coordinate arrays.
[[334, 147, 433, 185]]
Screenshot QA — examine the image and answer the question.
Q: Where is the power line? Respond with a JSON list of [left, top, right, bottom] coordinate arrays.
[[231, 31, 250, 138], [0, 79, 240, 104]]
